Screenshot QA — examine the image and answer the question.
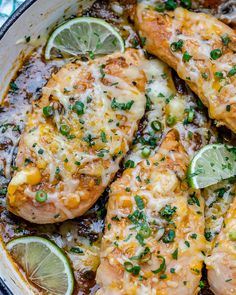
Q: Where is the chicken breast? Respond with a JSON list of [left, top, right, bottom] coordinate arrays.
[[203, 180, 236, 244], [96, 130, 205, 295], [7, 49, 147, 224], [135, 3, 236, 133], [206, 197, 236, 295]]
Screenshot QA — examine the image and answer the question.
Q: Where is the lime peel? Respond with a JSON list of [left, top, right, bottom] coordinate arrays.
[[45, 17, 125, 60], [7, 236, 74, 295], [188, 144, 236, 189]]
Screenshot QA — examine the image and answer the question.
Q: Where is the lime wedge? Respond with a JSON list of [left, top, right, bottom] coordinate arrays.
[[7, 236, 74, 295], [45, 17, 125, 59], [188, 144, 236, 189]]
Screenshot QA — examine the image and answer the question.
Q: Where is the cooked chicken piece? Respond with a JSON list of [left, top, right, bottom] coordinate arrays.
[[96, 130, 205, 295], [203, 180, 236, 245], [127, 58, 216, 166], [206, 197, 236, 295], [7, 49, 147, 224], [135, 3, 236, 133]]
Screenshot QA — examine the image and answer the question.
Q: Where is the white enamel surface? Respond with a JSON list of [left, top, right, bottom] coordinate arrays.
[[0, 0, 95, 293]]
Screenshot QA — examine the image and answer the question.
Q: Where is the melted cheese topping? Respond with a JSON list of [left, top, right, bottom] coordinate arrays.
[[127, 58, 215, 165], [96, 130, 205, 295], [206, 196, 236, 295], [203, 180, 236, 246], [7, 49, 147, 224], [136, 4, 236, 133]]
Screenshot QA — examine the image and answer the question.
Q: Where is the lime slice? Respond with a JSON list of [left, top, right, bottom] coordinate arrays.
[[7, 236, 74, 295], [188, 144, 236, 189], [45, 17, 125, 59]]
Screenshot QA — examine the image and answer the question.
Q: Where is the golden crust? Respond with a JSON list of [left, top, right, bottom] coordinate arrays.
[[135, 4, 236, 133]]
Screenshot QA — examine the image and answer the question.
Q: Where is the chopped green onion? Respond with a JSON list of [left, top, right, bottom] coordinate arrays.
[[162, 229, 175, 243], [124, 262, 140, 275], [199, 280, 205, 289], [151, 120, 162, 132], [136, 232, 145, 245], [135, 195, 145, 210], [70, 247, 84, 254], [182, 51, 192, 62], [159, 205, 177, 221], [221, 34, 230, 46], [38, 148, 44, 155], [229, 231, 236, 241], [210, 49, 222, 60], [227, 66, 236, 77], [72, 101, 84, 116], [184, 241, 190, 247], [142, 147, 151, 158], [60, 124, 71, 136], [201, 72, 208, 80], [190, 233, 197, 239], [124, 261, 132, 271], [155, 2, 165, 12], [130, 247, 150, 262], [172, 248, 178, 259], [125, 160, 135, 168], [180, 0, 192, 9], [111, 98, 134, 111], [89, 51, 95, 60], [165, 0, 177, 10], [187, 109, 195, 123], [43, 106, 54, 117], [226, 105, 231, 112], [205, 231, 212, 241], [166, 115, 176, 127], [101, 131, 108, 143], [35, 190, 48, 203], [138, 224, 151, 239], [152, 256, 166, 273], [214, 71, 224, 78], [170, 40, 184, 52]]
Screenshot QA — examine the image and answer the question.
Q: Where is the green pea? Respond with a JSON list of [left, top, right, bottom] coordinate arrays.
[[35, 190, 48, 203]]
